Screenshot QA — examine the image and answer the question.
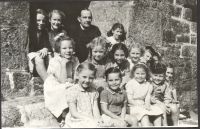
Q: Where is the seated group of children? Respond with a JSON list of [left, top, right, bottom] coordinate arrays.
[[28, 8, 180, 128], [42, 35, 179, 128]]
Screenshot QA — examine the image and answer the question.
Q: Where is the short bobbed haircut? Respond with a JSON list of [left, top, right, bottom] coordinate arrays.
[[54, 36, 75, 53], [130, 63, 150, 81], [105, 67, 122, 81], [107, 23, 126, 41]]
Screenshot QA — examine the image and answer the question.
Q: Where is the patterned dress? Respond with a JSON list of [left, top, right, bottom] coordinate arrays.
[[64, 84, 100, 128]]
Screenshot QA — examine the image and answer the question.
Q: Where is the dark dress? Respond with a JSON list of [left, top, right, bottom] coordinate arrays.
[[28, 28, 52, 77], [68, 24, 101, 63]]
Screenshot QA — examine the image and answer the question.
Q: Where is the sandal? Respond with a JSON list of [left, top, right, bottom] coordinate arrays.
[[59, 120, 65, 128]]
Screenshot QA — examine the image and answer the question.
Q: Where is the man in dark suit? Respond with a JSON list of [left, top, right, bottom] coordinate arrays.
[[68, 8, 101, 63]]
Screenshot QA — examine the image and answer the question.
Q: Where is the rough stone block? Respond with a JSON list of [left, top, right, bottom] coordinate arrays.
[[183, 8, 193, 21], [1, 71, 32, 100], [2, 96, 59, 127], [0, 1, 29, 27], [89, 1, 131, 36], [176, 34, 190, 43], [128, 7, 162, 46], [181, 45, 197, 58], [176, 0, 197, 6], [163, 45, 181, 59], [1, 105, 23, 127], [163, 30, 176, 43], [170, 19, 190, 34], [190, 22, 197, 33], [190, 35, 197, 44], [1, 26, 29, 71], [169, 4, 182, 18]]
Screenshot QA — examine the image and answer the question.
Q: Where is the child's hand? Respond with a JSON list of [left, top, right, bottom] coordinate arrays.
[[39, 48, 48, 58], [54, 33, 65, 41]]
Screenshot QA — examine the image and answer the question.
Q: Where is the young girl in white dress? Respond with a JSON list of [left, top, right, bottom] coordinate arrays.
[[43, 36, 79, 127], [125, 64, 163, 127]]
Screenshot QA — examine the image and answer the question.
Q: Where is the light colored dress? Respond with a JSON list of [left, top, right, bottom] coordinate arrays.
[[43, 54, 79, 118], [64, 84, 100, 128], [125, 79, 163, 121]]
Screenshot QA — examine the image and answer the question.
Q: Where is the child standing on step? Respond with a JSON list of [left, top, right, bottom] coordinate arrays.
[[100, 67, 137, 127], [126, 64, 163, 127], [64, 62, 103, 128], [44, 36, 79, 127]]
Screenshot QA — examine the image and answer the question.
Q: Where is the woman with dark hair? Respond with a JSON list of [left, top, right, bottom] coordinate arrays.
[[107, 23, 126, 50], [28, 9, 52, 81]]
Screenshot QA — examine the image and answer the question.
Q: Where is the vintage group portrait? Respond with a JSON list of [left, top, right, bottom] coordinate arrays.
[[1, 0, 198, 128]]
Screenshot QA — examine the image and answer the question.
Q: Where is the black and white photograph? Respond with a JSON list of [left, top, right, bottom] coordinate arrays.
[[1, 0, 198, 128]]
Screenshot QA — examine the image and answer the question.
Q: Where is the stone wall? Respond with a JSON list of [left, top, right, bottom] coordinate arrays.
[[89, 0, 197, 113], [1, 1, 31, 99]]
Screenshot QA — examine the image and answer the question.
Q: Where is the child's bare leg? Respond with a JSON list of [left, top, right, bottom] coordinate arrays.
[[140, 115, 151, 127], [35, 56, 47, 81], [153, 115, 162, 126], [162, 113, 168, 126], [170, 104, 179, 126], [125, 114, 138, 127]]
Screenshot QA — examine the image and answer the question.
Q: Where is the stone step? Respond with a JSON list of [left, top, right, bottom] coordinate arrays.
[[2, 71, 44, 100], [1, 95, 59, 128]]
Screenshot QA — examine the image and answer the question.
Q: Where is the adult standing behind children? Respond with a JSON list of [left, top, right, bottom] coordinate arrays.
[[68, 8, 101, 63]]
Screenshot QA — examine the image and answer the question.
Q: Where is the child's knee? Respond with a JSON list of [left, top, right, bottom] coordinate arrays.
[[35, 56, 45, 65]]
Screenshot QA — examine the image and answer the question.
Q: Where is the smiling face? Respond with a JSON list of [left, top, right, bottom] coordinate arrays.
[[37, 14, 46, 30], [134, 67, 146, 83], [78, 69, 95, 89], [78, 10, 92, 29], [114, 49, 126, 64], [153, 55, 159, 64], [112, 28, 123, 41], [143, 51, 152, 62], [130, 48, 141, 63], [107, 73, 122, 91], [165, 67, 174, 83], [50, 13, 62, 31], [152, 73, 165, 85], [60, 40, 74, 60], [92, 45, 105, 61]]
